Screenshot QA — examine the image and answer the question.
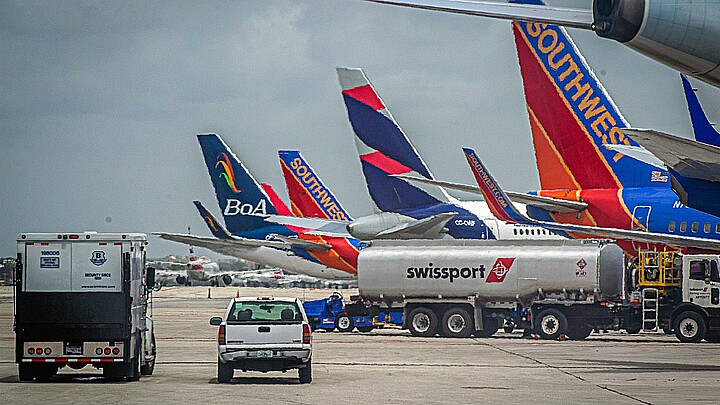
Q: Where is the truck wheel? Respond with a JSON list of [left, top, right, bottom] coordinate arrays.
[[18, 364, 34, 382], [217, 359, 233, 383], [440, 307, 473, 338], [535, 308, 568, 340], [407, 307, 438, 337], [625, 325, 642, 335], [357, 326, 374, 333], [35, 365, 57, 382], [566, 322, 592, 340], [298, 360, 312, 384], [141, 334, 156, 376], [704, 332, 720, 343], [335, 313, 354, 332], [474, 318, 499, 338], [674, 311, 707, 343]]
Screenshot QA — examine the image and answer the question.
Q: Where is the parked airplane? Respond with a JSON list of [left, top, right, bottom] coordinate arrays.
[[402, 21, 720, 253], [622, 75, 720, 217], [367, 0, 720, 89], [156, 134, 360, 279], [462, 147, 720, 251]]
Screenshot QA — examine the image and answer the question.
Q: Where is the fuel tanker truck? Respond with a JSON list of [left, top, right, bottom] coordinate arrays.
[[357, 239, 720, 342]]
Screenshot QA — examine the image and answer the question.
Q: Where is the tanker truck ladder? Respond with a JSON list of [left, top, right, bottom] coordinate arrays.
[[642, 288, 659, 331]]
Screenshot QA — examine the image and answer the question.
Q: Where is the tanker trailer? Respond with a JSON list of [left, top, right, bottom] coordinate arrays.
[[357, 239, 626, 339]]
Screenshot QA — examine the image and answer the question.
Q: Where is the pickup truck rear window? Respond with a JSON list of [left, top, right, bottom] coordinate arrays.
[[227, 301, 303, 324]]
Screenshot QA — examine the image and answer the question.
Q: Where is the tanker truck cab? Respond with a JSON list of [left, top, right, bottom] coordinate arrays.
[[211, 296, 313, 384], [670, 254, 720, 342], [14, 233, 157, 381]]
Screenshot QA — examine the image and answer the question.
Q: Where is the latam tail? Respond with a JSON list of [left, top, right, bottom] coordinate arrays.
[[278, 150, 353, 221], [337, 67, 451, 213], [512, 21, 661, 190], [197, 134, 289, 238]]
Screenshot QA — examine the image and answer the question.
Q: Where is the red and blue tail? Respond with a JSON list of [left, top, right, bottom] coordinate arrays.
[[513, 21, 662, 190], [682, 74, 720, 147], [337, 67, 450, 213], [278, 150, 353, 221]]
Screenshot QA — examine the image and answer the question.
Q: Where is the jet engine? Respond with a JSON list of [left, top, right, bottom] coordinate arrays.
[[175, 275, 187, 285], [221, 275, 233, 286]]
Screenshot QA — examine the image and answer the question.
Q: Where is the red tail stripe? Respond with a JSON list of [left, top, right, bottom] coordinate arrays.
[[360, 151, 413, 175], [343, 84, 385, 111]]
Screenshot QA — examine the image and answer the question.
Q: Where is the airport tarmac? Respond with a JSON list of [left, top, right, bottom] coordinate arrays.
[[1, 286, 719, 404]]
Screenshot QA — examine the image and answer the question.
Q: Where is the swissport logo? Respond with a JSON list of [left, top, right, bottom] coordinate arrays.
[[486, 258, 515, 283]]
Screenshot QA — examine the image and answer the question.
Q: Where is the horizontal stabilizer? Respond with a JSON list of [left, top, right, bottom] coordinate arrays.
[[366, 0, 593, 29], [394, 174, 587, 213], [376, 212, 457, 238], [462, 147, 720, 252], [254, 214, 351, 237], [267, 234, 332, 251], [624, 128, 720, 182], [154, 232, 288, 251], [602, 144, 666, 169]]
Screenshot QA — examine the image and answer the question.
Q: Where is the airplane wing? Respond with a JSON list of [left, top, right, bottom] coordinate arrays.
[[394, 174, 587, 213], [624, 128, 720, 183], [376, 212, 458, 237], [365, 0, 593, 29], [155, 232, 287, 251], [254, 214, 351, 237], [462, 147, 720, 252], [267, 234, 332, 251]]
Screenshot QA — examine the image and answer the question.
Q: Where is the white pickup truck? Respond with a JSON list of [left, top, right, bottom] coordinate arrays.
[[210, 296, 313, 383]]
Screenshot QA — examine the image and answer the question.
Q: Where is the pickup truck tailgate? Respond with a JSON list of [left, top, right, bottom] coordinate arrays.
[[226, 323, 303, 346]]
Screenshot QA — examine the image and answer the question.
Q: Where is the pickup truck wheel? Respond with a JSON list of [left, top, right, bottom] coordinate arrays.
[[674, 311, 707, 343], [298, 360, 312, 384], [217, 359, 233, 383], [535, 308, 567, 340], [566, 322, 592, 340], [440, 307, 473, 338], [335, 313, 354, 333], [356, 326, 374, 333], [407, 307, 438, 337]]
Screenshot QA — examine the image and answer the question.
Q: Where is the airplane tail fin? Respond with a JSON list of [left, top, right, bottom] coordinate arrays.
[[193, 201, 233, 240], [260, 183, 294, 217], [681, 74, 720, 147], [337, 67, 450, 213], [512, 21, 662, 190], [197, 134, 278, 235], [278, 150, 353, 221]]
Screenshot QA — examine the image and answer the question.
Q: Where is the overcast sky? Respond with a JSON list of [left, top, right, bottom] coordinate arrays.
[[2, 1, 719, 259]]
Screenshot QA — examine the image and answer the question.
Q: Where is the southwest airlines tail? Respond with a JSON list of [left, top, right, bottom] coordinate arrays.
[[512, 21, 661, 189], [278, 150, 353, 221], [681, 74, 720, 147], [197, 134, 281, 236], [337, 67, 451, 213]]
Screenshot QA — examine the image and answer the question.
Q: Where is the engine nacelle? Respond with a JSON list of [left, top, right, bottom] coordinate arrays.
[[346, 212, 415, 240], [221, 275, 233, 286], [593, 0, 720, 86], [175, 275, 187, 285]]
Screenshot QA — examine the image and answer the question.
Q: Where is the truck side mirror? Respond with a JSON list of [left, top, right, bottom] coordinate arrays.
[[146, 267, 156, 288], [210, 316, 223, 326]]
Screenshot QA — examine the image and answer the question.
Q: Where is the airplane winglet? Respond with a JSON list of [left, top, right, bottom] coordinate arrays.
[[681, 74, 720, 147], [193, 201, 233, 240], [462, 148, 530, 224]]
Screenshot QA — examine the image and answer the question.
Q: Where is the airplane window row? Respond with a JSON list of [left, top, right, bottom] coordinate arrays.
[[668, 221, 720, 234], [513, 228, 555, 236]]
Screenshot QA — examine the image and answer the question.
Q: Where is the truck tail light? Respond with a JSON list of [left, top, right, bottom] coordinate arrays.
[[28, 348, 35, 355], [218, 325, 226, 345], [303, 324, 311, 344]]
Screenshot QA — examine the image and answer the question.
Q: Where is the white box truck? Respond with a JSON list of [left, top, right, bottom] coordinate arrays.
[[14, 232, 156, 381]]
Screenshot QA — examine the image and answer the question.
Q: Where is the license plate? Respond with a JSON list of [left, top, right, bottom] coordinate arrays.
[[256, 350, 273, 358], [64, 344, 83, 355]]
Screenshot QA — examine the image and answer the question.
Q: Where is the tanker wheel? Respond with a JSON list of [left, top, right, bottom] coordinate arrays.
[[566, 321, 592, 341], [440, 307, 473, 338], [18, 364, 34, 382], [407, 307, 438, 337], [625, 324, 642, 335], [535, 308, 568, 340], [474, 318, 500, 338], [335, 313, 354, 333], [674, 311, 707, 343]]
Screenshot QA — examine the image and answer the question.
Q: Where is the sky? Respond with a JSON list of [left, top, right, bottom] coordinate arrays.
[[2, 1, 720, 259]]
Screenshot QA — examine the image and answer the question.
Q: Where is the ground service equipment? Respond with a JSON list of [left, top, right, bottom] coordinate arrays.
[[14, 232, 157, 381], [357, 239, 720, 342]]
